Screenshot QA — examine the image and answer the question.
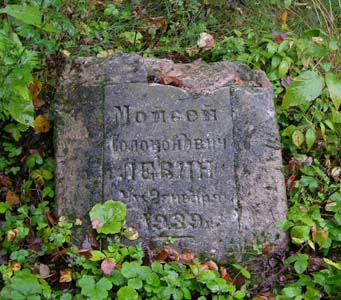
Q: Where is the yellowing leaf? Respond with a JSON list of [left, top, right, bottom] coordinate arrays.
[[6, 191, 20, 206], [7, 229, 16, 242], [96, 49, 115, 58], [280, 10, 288, 30], [10, 261, 22, 271], [59, 269, 72, 283], [34, 115, 51, 133], [292, 130, 304, 148], [124, 226, 139, 241]]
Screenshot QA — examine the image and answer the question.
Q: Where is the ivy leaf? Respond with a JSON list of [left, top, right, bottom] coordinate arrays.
[[282, 70, 324, 110], [0, 5, 42, 27], [326, 72, 341, 111]]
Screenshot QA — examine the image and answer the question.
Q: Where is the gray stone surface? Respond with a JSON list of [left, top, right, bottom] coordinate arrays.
[[55, 53, 287, 261]]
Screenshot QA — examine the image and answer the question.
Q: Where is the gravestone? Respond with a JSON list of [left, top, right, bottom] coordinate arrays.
[[55, 53, 287, 261]]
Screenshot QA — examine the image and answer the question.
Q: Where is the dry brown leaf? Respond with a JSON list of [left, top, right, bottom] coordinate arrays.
[[197, 32, 215, 52], [34, 115, 51, 133], [29, 78, 45, 109], [155, 246, 179, 263], [59, 269, 72, 283], [6, 191, 20, 206], [220, 266, 233, 284], [160, 74, 182, 86], [179, 249, 195, 264], [205, 260, 218, 271], [0, 172, 11, 187], [253, 292, 276, 300]]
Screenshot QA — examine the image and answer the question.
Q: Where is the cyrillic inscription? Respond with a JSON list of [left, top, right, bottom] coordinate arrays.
[[113, 105, 218, 126], [104, 83, 238, 256]]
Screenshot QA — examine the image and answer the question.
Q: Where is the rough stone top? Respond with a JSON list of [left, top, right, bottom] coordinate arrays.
[[59, 53, 271, 92]]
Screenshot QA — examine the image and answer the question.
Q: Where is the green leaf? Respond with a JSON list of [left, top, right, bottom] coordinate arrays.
[[278, 60, 289, 78], [121, 262, 142, 279], [128, 277, 143, 289], [305, 128, 316, 151], [294, 254, 308, 274], [291, 225, 310, 245], [90, 250, 106, 261], [0, 5, 42, 27], [282, 286, 302, 297], [79, 276, 112, 300], [89, 200, 126, 234], [282, 71, 324, 110], [326, 72, 341, 110], [6, 91, 34, 126], [117, 286, 138, 300], [197, 270, 217, 283]]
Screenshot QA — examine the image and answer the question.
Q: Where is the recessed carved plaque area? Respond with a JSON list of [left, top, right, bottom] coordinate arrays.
[[55, 53, 287, 261]]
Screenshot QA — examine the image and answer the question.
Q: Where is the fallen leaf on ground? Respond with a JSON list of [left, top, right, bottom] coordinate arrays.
[[59, 269, 72, 283], [101, 258, 115, 275], [124, 226, 139, 240], [34, 115, 51, 133], [220, 266, 233, 283], [160, 74, 182, 86], [253, 292, 276, 300], [29, 78, 45, 109], [6, 191, 20, 206], [10, 261, 21, 271], [0, 173, 11, 187], [197, 32, 215, 52], [39, 264, 50, 278], [179, 249, 195, 264], [155, 246, 179, 263]]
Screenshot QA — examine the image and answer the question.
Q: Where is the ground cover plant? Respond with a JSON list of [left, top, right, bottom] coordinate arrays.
[[0, 0, 341, 299]]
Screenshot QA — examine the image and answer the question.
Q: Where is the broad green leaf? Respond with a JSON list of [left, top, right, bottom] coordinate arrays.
[[282, 71, 324, 110], [0, 5, 42, 27], [305, 128, 316, 150], [326, 72, 341, 110], [5, 91, 34, 126], [117, 286, 138, 300]]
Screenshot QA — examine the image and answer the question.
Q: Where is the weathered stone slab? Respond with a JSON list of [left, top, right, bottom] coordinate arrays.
[[55, 53, 287, 261]]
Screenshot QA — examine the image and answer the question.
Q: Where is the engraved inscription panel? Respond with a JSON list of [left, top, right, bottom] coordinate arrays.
[[103, 83, 239, 255]]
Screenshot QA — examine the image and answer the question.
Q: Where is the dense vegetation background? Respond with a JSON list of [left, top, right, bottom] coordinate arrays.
[[0, 0, 341, 299]]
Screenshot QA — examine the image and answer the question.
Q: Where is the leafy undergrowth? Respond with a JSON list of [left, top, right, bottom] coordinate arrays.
[[1, 0, 341, 299]]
